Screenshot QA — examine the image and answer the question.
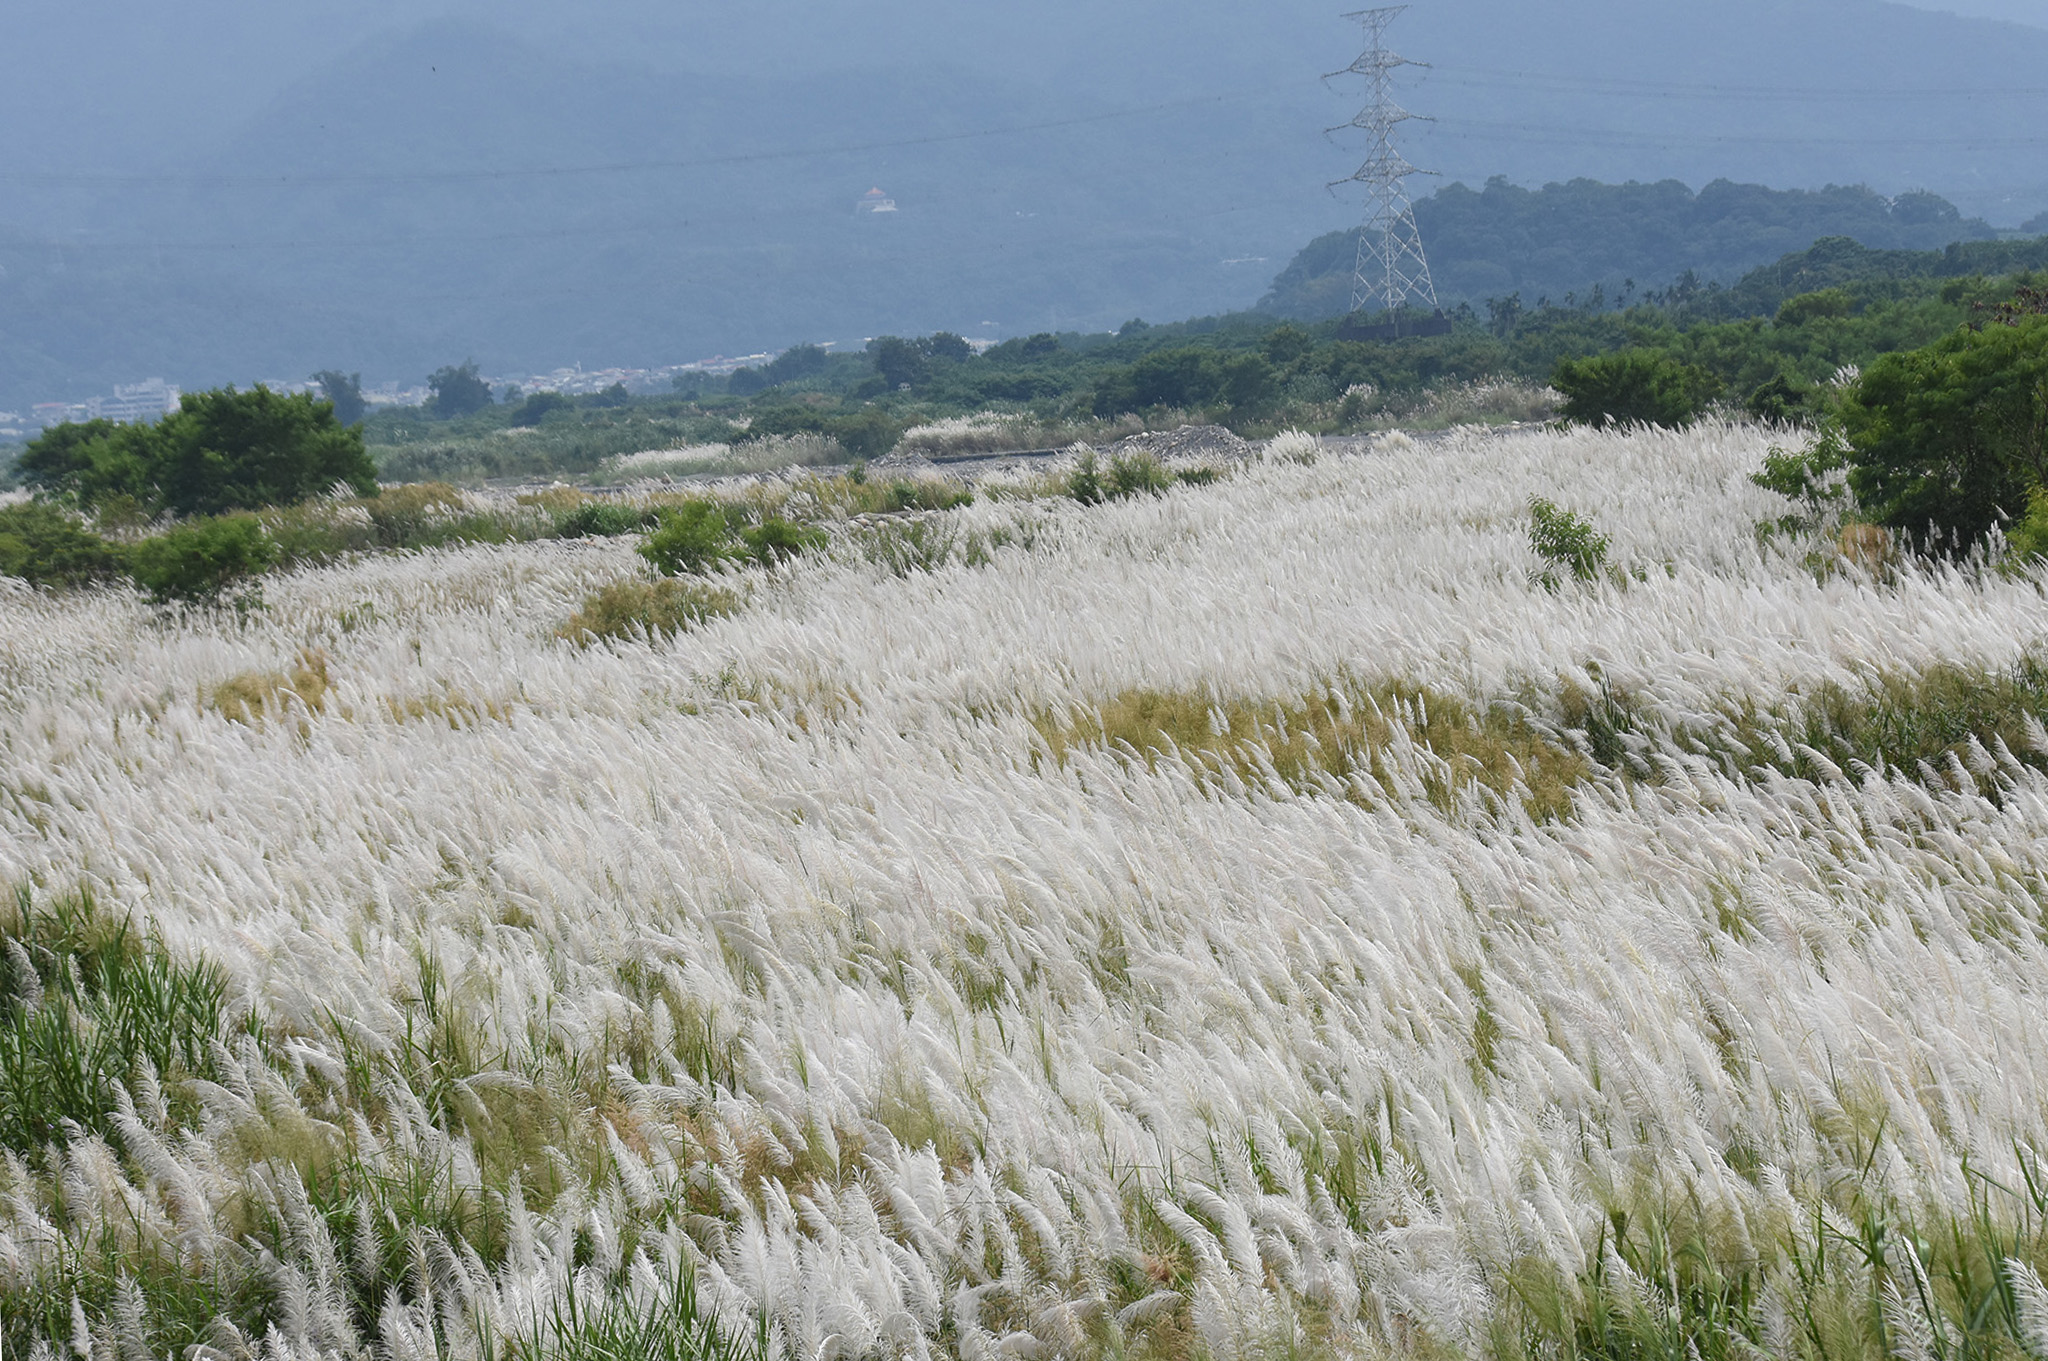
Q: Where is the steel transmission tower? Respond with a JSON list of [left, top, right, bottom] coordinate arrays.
[[1330, 6, 1439, 322]]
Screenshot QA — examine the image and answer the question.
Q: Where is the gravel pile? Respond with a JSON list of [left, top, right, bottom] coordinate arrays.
[[1100, 423, 1257, 465], [868, 448, 945, 476]]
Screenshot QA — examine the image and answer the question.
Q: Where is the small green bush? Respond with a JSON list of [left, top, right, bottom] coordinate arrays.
[[0, 502, 127, 588], [740, 517, 828, 566], [640, 502, 829, 574], [1068, 453, 1105, 505], [127, 515, 278, 603], [640, 501, 742, 575], [551, 501, 659, 539], [1107, 451, 1173, 499], [1528, 498, 1610, 586], [1553, 350, 1721, 429], [856, 479, 971, 515], [1752, 422, 1853, 539]]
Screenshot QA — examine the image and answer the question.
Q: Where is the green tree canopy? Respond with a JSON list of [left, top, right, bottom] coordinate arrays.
[[1091, 347, 1276, 417], [427, 361, 494, 418], [310, 370, 367, 426], [763, 344, 829, 385], [19, 386, 377, 516], [1843, 315, 2048, 549], [1553, 350, 1721, 429]]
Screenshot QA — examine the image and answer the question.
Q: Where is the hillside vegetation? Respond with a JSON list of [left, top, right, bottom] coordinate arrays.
[[1262, 178, 2002, 320], [9, 423, 2048, 1357], [299, 231, 2048, 493]]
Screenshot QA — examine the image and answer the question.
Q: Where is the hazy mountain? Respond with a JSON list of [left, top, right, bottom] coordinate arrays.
[[6, 0, 2048, 408], [1262, 179, 2003, 320]]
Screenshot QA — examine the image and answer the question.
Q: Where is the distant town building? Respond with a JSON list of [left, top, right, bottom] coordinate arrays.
[[21, 379, 182, 431], [89, 378, 181, 424], [856, 188, 899, 215]]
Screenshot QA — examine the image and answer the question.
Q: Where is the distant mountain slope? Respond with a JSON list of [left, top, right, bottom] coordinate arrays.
[[12, 0, 2048, 405], [1261, 178, 2003, 319]]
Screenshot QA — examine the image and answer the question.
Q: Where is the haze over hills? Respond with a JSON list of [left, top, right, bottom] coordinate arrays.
[[5, 0, 2048, 409]]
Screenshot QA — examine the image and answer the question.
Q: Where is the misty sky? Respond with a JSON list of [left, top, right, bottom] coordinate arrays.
[[8, 0, 2046, 173]]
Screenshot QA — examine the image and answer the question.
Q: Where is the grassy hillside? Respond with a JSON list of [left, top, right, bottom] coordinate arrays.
[[9, 427, 2048, 1356]]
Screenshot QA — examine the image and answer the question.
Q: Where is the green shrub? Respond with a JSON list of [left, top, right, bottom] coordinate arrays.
[[0, 502, 127, 588], [1842, 314, 2048, 550], [127, 515, 278, 602], [829, 409, 903, 461], [640, 500, 742, 575], [1106, 451, 1173, 499], [2007, 488, 2048, 563], [1752, 422, 1853, 539], [551, 500, 659, 539], [19, 386, 376, 515], [1528, 498, 1610, 585], [1068, 453, 1105, 505], [1552, 349, 1721, 429], [561, 578, 741, 643], [859, 479, 971, 515], [740, 517, 828, 566]]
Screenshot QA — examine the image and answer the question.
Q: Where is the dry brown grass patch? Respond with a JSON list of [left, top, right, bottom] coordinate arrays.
[[208, 648, 332, 725], [1838, 522, 1894, 572], [559, 578, 743, 645], [1037, 680, 1590, 820], [514, 486, 588, 514], [383, 688, 512, 728]]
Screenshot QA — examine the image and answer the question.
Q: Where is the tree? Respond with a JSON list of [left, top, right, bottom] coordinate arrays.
[[15, 419, 140, 509], [926, 333, 973, 364], [869, 337, 928, 391], [1842, 314, 2048, 549], [763, 344, 830, 386], [1552, 350, 1721, 428], [1090, 347, 1272, 417], [509, 391, 574, 427], [156, 386, 378, 516], [310, 370, 367, 427], [427, 361, 494, 418], [18, 387, 376, 516]]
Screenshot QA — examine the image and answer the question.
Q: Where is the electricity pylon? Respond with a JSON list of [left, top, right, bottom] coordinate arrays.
[[1329, 6, 1439, 320]]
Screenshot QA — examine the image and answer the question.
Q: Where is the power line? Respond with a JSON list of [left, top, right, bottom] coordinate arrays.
[[1418, 115, 2048, 151], [1427, 65, 2048, 103], [0, 86, 1295, 189]]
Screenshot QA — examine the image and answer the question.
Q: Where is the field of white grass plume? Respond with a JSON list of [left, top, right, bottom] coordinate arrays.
[[9, 422, 2048, 1359]]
